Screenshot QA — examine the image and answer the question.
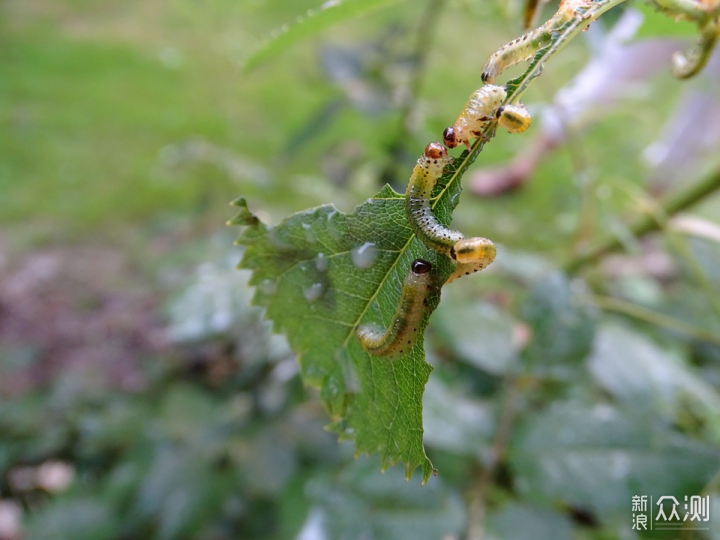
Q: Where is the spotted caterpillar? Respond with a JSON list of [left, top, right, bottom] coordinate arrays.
[[442, 85, 531, 150], [481, 0, 590, 84], [355, 258, 437, 357], [405, 143, 497, 284]]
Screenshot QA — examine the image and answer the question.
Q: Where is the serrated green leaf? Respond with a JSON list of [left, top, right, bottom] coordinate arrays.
[[244, 0, 409, 72], [230, 141, 489, 481], [510, 402, 720, 517]]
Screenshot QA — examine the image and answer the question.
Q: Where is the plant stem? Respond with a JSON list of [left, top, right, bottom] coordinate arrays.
[[466, 375, 523, 539], [563, 167, 720, 273], [587, 294, 720, 344]]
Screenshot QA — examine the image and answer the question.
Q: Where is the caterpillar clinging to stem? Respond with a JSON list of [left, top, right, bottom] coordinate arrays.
[[404, 143, 497, 284], [442, 85, 531, 150], [481, 0, 589, 84], [355, 258, 437, 357]]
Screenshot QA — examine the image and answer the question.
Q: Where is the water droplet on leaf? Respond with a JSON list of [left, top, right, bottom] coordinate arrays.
[[351, 242, 377, 269], [301, 222, 317, 244], [303, 282, 324, 302], [258, 279, 277, 295], [315, 253, 328, 272]]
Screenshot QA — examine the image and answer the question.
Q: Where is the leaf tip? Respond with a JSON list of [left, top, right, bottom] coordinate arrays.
[[227, 197, 262, 227], [421, 462, 437, 485]]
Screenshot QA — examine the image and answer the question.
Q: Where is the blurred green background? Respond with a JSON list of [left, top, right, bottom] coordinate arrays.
[[1, 0, 720, 538]]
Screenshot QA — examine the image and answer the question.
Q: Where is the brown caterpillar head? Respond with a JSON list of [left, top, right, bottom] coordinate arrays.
[[424, 142, 447, 160], [442, 127, 458, 149], [411, 259, 432, 275]]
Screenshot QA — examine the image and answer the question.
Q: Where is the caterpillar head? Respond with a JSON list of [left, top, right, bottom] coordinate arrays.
[[442, 127, 458, 149], [496, 103, 532, 133], [424, 142, 447, 160], [411, 259, 432, 275]]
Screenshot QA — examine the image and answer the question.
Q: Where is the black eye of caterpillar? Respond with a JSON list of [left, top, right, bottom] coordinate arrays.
[[411, 259, 432, 274]]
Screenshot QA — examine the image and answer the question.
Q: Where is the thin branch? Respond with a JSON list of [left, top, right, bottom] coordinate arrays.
[[587, 294, 720, 344], [465, 375, 524, 540], [563, 167, 720, 273]]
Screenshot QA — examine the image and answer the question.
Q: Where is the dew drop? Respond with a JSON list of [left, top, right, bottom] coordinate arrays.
[[351, 242, 378, 269], [258, 279, 277, 295], [315, 253, 328, 272], [303, 282, 324, 302], [301, 222, 317, 244]]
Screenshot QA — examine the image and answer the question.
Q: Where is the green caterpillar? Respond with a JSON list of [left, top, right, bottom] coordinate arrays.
[[481, 0, 587, 84], [355, 259, 437, 357], [405, 143, 497, 284], [442, 85, 531, 150]]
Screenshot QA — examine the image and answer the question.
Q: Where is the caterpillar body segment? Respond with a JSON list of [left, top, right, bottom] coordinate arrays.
[[404, 143, 497, 283], [482, 0, 590, 84], [442, 85, 505, 150], [443, 85, 532, 150], [447, 238, 496, 284], [355, 259, 436, 357], [450, 237, 497, 265], [481, 27, 553, 84], [496, 104, 532, 133], [405, 143, 461, 256]]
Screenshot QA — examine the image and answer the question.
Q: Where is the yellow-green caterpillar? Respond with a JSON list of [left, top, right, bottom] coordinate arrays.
[[442, 85, 531, 150], [404, 143, 497, 284], [481, 0, 587, 84], [355, 258, 436, 357]]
